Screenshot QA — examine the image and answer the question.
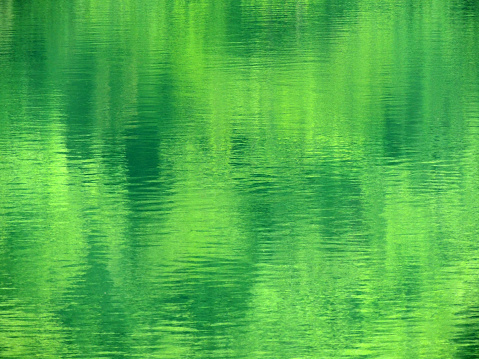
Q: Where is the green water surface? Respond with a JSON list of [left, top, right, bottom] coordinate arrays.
[[1, 0, 479, 358]]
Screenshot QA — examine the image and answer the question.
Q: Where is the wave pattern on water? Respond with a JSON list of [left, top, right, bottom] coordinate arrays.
[[1, 0, 479, 358]]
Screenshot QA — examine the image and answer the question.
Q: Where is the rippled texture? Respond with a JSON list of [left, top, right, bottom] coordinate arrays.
[[1, 0, 479, 358]]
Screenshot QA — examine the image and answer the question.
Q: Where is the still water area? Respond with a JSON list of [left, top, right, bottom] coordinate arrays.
[[1, 1, 479, 358]]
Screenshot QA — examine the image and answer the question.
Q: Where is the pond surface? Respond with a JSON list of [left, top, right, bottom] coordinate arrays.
[[1, 1, 479, 358]]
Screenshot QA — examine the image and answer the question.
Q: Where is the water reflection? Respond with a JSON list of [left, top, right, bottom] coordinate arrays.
[[1, 0, 479, 358]]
